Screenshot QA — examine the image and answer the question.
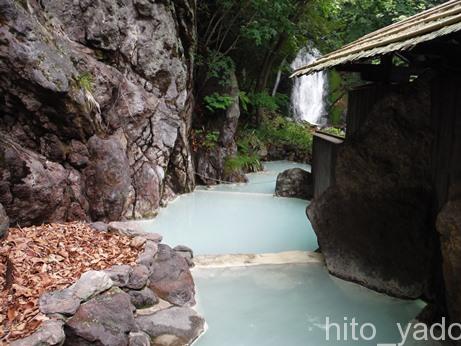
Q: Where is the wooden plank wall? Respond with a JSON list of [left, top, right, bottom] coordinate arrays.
[[312, 133, 344, 199], [346, 84, 389, 137], [431, 74, 461, 210]]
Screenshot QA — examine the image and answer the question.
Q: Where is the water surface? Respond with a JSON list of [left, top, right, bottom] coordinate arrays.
[[139, 161, 315, 255]]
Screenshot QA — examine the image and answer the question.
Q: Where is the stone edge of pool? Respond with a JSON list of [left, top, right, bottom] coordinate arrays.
[[193, 251, 323, 269]]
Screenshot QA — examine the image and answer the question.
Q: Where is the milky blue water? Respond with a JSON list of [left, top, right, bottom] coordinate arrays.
[[135, 161, 435, 346], [138, 161, 316, 255], [194, 264, 432, 346]]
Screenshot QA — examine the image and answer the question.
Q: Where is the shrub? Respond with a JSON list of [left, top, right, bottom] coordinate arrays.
[[257, 116, 313, 153], [76, 72, 94, 92], [320, 127, 346, 138], [224, 153, 262, 174], [203, 93, 235, 112], [194, 129, 220, 150]]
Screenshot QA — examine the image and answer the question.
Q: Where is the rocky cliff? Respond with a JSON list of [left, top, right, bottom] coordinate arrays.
[[0, 0, 197, 225]]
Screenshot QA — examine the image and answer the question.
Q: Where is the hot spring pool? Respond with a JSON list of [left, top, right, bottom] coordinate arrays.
[[136, 161, 316, 255], [134, 161, 438, 346]]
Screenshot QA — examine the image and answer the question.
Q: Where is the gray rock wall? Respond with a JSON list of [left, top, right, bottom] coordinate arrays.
[[0, 0, 196, 225]]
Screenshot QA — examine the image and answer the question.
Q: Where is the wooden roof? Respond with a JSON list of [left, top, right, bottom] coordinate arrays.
[[291, 0, 461, 77]]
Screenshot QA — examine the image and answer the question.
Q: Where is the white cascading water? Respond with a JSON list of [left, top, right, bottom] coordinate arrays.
[[291, 46, 327, 125]]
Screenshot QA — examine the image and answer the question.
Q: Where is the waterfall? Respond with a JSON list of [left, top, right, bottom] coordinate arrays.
[[291, 46, 327, 125]]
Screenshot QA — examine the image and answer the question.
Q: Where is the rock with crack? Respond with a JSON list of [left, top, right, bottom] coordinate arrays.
[[11, 320, 65, 346], [0, 0, 196, 225], [65, 288, 136, 346], [148, 245, 196, 306], [136, 307, 205, 346], [275, 168, 313, 200]]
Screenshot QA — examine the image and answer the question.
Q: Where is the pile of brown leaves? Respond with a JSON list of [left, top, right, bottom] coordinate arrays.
[[0, 222, 140, 343]]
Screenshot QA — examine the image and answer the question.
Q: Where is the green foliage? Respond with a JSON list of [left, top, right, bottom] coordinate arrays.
[[76, 72, 94, 92], [203, 93, 235, 112], [249, 91, 279, 113], [321, 127, 346, 138], [257, 116, 313, 152], [224, 153, 262, 174], [195, 129, 220, 150], [239, 91, 251, 112], [197, 51, 235, 87]]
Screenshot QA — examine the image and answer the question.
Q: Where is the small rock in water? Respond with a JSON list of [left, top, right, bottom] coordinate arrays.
[[128, 287, 158, 309], [11, 320, 65, 346], [39, 288, 81, 315], [68, 270, 113, 301], [275, 168, 313, 200]]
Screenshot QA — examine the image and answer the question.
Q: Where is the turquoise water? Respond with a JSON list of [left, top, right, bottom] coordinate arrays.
[[139, 161, 316, 255], [136, 161, 435, 346], [194, 264, 430, 346]]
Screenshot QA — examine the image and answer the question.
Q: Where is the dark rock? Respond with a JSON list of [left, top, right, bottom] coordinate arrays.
[[307, 80, 434, 298], [127, 264, 150, 290], [437, 198, 461, 324], [275, 168, 313, 200], [148, 245, 196, 306], [11, 320, 65, 346], [68, 140, 90, 169], [173, 245, 193, 259], [0, 0, 196, 225], [104, 265, 133, 287], [137, 241, 159, 271], [174, 245, 194, 268], [128, 331, 150, 346], [39, 289, 81, 316], [136, 307, 205, 346], [65, 288, 136, 346], [0, 203, 9, 240], [128, 287, 158, 309]]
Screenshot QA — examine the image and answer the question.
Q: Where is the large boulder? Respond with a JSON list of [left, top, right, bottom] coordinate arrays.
[[308, 80, 435, 298], [65, 288, 136, 346], [275, 168, 313, 199], [148, 245, 196, 306], [136, 307, 205, 346], [437, 198, 461, 325], [0, 203, 9, 240], [0, 0, 196, 225]]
